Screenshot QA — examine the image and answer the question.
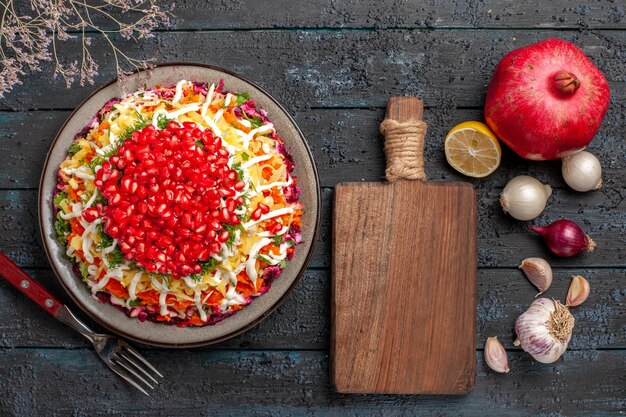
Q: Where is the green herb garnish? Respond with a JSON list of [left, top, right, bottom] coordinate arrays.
[[195, 139, 204, 149], [117, 114, 149, 144], [88, 156, 104, 173], [255, 254, 271, 264], [68, 142, 82, 157], [79, 262, 89, 280], [156, 113, 174, 130], [241, 151, 249, 161], [272, 235, 283, 246], [241, 110, 264, 129], [234, 92, 250, 106], [97, 230, 114, 250], [107, 248, 125, 269], [53, 213, 71, 244], [200, 258, 219, 274], [277, 260, 287, 269], [232, 162, 244, 180], [53, 192, 68, 207]]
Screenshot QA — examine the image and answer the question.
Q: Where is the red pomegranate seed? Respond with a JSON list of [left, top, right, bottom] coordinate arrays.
[[219, 208, 230, 222], [82, 207, 99, 223], [209, 241, 221, 253], [93, 122, 249, 277], [251, 208, 262, 221], [217, 230, 230, 243], [271, 222, 283, 234], [234, 180, 246, 191], [258, 203, 270, 214], [109, 193, 122, 205]]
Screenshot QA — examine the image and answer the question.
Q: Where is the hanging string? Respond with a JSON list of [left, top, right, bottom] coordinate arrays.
[[379, 119, 428, 181]]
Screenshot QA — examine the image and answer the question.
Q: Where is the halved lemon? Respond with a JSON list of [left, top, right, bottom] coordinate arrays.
[[444, 121, 501, 178]]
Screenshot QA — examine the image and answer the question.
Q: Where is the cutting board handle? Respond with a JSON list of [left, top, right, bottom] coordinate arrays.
[[379, 97, 427, 181]]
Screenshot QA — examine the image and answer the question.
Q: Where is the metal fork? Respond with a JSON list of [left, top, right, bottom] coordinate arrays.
[[0, 251, 163, 395]]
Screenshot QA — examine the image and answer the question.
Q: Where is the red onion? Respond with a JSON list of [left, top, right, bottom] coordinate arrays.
[[530, 220, 596, 257]]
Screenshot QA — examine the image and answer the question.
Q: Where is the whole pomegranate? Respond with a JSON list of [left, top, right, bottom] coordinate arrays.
[[484, 38, 610, 160]]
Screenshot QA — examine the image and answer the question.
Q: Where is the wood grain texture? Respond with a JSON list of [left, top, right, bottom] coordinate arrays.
[[16, 0, 625, 31], [166, 0, 626, 30], [0, 349, 624, 417], [1, 30, 625, 111], [332, 181, 477, 394]]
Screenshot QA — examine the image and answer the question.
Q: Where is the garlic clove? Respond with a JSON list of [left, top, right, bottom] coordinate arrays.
[[484, 337, 510, 374], [519, 257, 553, 296], [566, 275, 590, 307], [500, 175, 552, 221]]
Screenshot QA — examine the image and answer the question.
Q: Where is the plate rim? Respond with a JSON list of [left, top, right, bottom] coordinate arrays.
[[38, 62, 321, 348]]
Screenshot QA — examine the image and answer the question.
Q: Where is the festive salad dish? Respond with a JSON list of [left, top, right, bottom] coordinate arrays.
[[53, 80, 303, 327]]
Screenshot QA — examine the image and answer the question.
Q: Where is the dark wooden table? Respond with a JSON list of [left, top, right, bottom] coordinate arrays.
[[1, 1, 625, 415]]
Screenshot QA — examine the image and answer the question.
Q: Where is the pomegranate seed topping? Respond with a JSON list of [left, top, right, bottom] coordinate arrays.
[[270, 222, 283, 234], [234, 180, 246, 191], [251, 208, 263, 221], [82, 207, 99, 223], [217, 230, 230, 243], [258, 203, 270, 214], [94, 122, 243, 277]]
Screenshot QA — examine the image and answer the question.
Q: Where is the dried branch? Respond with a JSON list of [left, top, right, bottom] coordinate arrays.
[[0, 0, 173, 97]]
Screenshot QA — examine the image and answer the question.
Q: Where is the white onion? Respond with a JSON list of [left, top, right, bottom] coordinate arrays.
[[500, 175, 552, 221], [562, 150, 603, 192]]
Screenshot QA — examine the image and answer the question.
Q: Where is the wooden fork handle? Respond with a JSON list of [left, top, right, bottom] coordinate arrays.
[[0, 251, 63, 316]]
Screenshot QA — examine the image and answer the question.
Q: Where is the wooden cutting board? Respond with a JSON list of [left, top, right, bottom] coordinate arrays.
[[331, 97, 477, 394]]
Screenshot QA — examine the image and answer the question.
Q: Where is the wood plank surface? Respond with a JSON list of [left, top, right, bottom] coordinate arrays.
[[0, 349, 624, 416], [17, 0, 626, 31], [332, 180, 477, 394], [1, 30, 624, 111], [167, 0, 626, 30]]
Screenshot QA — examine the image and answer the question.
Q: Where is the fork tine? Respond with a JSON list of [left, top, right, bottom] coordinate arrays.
[[118, 349, 160, 385], [113, 354, 155, 391], [108, 361, 150, 396], [119, 341, 164, 378]]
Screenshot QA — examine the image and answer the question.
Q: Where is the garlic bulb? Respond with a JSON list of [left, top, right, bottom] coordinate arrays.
[[519, 257, 552, 296], [514, 298, 574, 364], [500, 175, 552, 221], [484, 337, 510, 374], [562, 151, 603, 192]]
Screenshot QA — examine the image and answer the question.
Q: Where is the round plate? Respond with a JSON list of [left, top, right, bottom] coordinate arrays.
[[39, 64, 321, 348]]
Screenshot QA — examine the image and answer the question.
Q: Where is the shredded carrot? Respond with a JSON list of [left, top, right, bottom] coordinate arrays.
[[70, 218, 85, 236], [261, 166, 273, 181], [105, 279, 128, 299], [66, 187, 80, 202], [223, 111, 251, 133], [205, 290, 224, 306], [186, 316, 205, 326], [137, 290, 160, 305]]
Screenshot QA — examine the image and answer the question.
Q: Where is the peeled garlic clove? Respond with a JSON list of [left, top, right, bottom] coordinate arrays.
[[515, 298, 574, 364], [484, 336, 510, 374], [566, 275, 590, 307], [519, 257, 553, 296], [500, 175, 552, 221]]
